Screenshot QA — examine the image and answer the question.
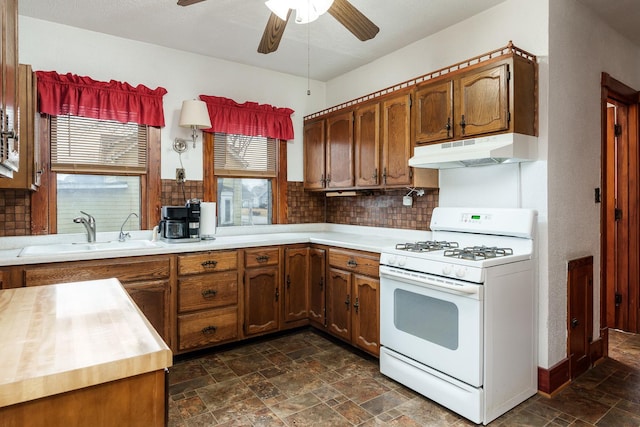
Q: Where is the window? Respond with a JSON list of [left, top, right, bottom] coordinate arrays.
[[50, 114, 147, 233], [211, 133, 281, 226]]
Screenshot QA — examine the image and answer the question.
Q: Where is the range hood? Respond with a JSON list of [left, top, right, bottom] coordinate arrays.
[[409, 133, 538, 169]]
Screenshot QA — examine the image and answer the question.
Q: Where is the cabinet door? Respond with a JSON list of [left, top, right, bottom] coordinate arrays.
[[1, 64, 39, 189], [308, 247, 326, 327], [354, 102, 380, 187], [303, 119, 326, 190], [414, 80, 454, 144], [124, 280, 171, 346], [244, 265, 280, 336], [326, 111, 354, 189], [326, 267, 351, 341], [284, 247, 308, 323], [458, 64, 509, 137], [352, 274, 379, 356], [382, 92, 412, 187], [0, 0, 18, 174]]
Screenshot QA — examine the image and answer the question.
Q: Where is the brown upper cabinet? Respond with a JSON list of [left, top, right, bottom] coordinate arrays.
[[0, 0, 19, 177], [0, 64, 40, 190], [326, 111, 354, 189], [303, 118, 325, 190], [413, 55, 536, 145], [303, 90, 437, 191]]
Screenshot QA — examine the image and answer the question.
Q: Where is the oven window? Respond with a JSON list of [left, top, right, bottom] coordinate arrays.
[[394, 289, 459, 350]]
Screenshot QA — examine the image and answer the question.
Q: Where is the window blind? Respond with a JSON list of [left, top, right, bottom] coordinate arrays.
[[213, 133, 277, 177], [51, 115, 147, 174]]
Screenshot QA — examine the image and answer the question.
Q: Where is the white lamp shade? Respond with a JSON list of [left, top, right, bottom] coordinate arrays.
[[179, 100, 211, 129]]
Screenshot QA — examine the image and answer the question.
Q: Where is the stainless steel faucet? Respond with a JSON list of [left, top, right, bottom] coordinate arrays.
[[73, 211, 96, 243], [119, 212, 139, 242]]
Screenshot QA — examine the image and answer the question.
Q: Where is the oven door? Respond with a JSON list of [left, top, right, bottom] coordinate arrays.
[[379, 265, 483, 387]]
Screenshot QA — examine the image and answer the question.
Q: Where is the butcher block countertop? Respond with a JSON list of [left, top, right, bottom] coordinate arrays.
[[0, 278, 172, 408]]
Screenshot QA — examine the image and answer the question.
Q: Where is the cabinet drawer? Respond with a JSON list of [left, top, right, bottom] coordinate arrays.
[[178, 306, 238, 351], [178, 251, 237, 275], [328, 248, 379, 277], [244, 247, 279, 268], [24, 256, 171, 286], [178, 271, 237, 313]]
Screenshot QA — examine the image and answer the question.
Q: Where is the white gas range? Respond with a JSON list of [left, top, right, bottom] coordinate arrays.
[[379, 207, 538, 425]]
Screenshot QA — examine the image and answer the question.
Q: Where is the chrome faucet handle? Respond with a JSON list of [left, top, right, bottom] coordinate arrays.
[[80, 211, 95, 223], [119, 213, 139, 242]]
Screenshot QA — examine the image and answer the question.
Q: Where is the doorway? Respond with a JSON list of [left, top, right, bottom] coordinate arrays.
[[601, 73, 640, 340]]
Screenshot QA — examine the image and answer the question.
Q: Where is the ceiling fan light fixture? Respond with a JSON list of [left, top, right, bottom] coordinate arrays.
[[294, 0, 334, 23], [265, 0, 291, 21]]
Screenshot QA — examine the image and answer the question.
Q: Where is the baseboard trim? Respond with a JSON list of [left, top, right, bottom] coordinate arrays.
[[537, 358, 570, 396]]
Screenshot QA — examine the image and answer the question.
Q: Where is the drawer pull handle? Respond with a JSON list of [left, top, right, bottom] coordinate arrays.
[[256, 255, 270, 263], [201, 260, 218, 268], [201, 325, 217, 334], [347, 259, 358, 268], [201, 289, 218, 298]]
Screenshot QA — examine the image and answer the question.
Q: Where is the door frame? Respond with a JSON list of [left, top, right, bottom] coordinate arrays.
[[600, 73, 640, 349]]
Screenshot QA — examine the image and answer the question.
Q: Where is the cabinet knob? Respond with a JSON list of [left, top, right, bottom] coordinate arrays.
[[256, 255, 269, 263], [445, 117, 451, 138], [345, 294, 350, 308], [286, 274, 291, 289], [460, 115, 466, 135], [353, 297, 359, 314], [347, 259, 358, 268], [275, 287, 280, 301]]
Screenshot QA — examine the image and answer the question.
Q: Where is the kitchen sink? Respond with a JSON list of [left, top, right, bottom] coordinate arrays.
[[18, 240, 165, 257]]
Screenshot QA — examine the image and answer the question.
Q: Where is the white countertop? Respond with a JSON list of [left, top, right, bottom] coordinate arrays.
[[0, 223, 431, 266]]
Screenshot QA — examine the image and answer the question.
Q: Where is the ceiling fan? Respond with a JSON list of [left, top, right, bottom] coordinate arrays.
[[177, 0, 380, 54]]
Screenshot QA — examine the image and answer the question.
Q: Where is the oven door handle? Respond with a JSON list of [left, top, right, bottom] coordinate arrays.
[[380, 266, 480, 295]]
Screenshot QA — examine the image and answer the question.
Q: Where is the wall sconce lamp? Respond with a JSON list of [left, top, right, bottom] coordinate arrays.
[[175, 99, 211, 150]]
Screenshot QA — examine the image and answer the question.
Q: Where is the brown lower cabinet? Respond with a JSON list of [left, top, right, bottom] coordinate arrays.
[[5, 243, 380, 358], [243, 247, 281, 337], [325, 248, 380, 356], [176, 250, 239, 352]]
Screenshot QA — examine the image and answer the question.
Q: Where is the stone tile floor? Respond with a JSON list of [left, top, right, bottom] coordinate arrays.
[[168, 328, 640, 426]]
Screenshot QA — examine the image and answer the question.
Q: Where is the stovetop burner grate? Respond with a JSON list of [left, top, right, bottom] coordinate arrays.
[[444, 246, 514, 260], [395, 240, 459, 252]]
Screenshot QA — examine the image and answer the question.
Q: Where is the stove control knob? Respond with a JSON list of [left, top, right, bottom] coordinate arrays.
[[398, 257, 407, 267], [442, 265, 453, 276], [455, 267, 466, 278], [385, 255, 396, 265]]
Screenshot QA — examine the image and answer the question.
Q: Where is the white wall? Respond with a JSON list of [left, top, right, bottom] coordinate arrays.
[[19, 17, 327, 182], [547, 0, 640, 366]]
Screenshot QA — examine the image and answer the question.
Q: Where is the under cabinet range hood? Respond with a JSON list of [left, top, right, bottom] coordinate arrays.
[[409, 133, 538, 169]]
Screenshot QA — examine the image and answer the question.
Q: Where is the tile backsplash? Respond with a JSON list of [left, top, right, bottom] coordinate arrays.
[[0, 190, 31, 236], [0, 181, 438, 236]]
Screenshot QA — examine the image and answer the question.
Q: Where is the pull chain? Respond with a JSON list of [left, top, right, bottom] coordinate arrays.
[[307, 5, 311, 96]]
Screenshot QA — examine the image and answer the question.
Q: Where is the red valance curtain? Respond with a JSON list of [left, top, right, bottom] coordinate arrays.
[[35, 71, 168, 127], [199, 95, 294, 140]]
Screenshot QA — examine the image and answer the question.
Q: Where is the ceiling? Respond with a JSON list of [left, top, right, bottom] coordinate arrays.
[[577, 0, 640, 47], [18, 0, 508, 82], [18, 1, 640, 82]]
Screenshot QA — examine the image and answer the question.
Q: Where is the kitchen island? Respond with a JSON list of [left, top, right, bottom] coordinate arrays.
[[0, 278, 172, 426]]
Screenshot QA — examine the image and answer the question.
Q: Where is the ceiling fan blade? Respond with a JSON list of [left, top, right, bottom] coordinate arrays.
[[258, 10, 291, 54], [328, 0, 379, 41], [177, 0, 207, 6]]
